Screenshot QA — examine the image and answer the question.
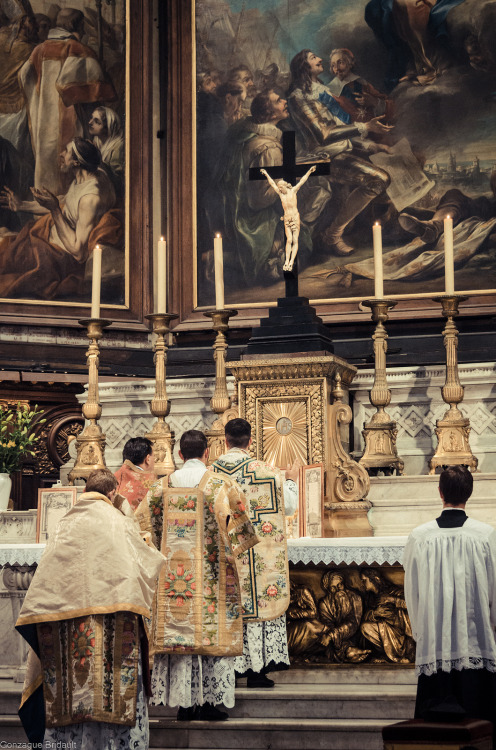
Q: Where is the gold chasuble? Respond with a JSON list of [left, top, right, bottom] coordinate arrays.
[[212, 450, 290, 622], [136, 471, 259, 657], [16, 492, 166, 737]]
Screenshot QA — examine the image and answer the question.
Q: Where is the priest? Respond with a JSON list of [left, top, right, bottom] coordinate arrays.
[[115, 436, 156, 511], [212, 418, 297, 688], [16, 469, 166, 747], [403, 465, 496, 740], [135, 429, 259, 720]]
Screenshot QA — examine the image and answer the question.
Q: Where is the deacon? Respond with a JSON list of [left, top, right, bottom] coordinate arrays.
[[115, 436, 156, 511], [136, 429, 259, 721], [212, 418, 298, 688], [404, 465, 496, 738], [16, 469, 166, 748]]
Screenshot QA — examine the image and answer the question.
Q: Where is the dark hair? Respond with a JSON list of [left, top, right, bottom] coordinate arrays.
[[439, 465, 473, 505], [180, 429, 208, 460], [228, 64, 252, 79], [86, 468, 118, 496], [122, 437, 153, 466], [251, 91, 274, 124], [225, 418, 251, 448], [288, 49, 313, 94], [216, 81, 244, 101], [72, 137, 101, 172]]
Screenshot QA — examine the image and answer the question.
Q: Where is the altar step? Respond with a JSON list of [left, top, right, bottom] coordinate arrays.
[[0, 669, 417, 749], [149, 668, 417, 749]]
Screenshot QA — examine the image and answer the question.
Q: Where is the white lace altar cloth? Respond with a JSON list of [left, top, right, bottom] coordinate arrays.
[[287, 537, 408, 566], [0, 543, 45, 566]]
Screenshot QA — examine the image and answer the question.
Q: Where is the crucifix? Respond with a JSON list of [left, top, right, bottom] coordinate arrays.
[[249, 130, 330, 297]]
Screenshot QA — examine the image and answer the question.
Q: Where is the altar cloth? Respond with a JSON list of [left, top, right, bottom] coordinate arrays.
[[287, 536, 408, 566], [0, 537, 409, 569], [0, 543, 45, 566]]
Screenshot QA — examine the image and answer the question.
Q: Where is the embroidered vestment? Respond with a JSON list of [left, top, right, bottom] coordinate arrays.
[[212, 451, 290, 622], [136, 471, 259, 656]]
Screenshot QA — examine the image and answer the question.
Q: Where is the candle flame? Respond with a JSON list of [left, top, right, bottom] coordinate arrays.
[[215, 233, 221, 238], [374, 222, 380, 226], [446, 215, 450, 220], [160, 235, 165, 241]]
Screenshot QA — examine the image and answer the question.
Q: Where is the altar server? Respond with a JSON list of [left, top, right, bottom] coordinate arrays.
[[212, 418, 298, 688], [115, 436, 156, 511], [136, 429, 259, 720], [16, 469, 166, 748], [404, 465, 496, 740]]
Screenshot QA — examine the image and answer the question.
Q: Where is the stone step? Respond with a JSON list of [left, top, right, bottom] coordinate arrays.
[[148, 717, 394, 749], [272, 666, 416, 685], [150, 684, 416, 721]]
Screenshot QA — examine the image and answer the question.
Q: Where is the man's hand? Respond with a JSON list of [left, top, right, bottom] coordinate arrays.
[[365, 116, 394, 135], [0, 186, 21, 212], [309, 165, 317, 173], [32, 186, 60, 212], [260, 168, 269, 177], [285, 461, 302, 482], [355, 92, 377, 109]]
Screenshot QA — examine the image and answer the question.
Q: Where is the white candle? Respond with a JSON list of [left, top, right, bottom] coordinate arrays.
[[91, 244, 102, 318], [373, 222, 383, 298], [157, 236, 167, 313], [213, 233, 224, 309], [444, 215, 454, 295]]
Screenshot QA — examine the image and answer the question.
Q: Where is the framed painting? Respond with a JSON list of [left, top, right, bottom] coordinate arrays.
[[36, 485, 77, 542], [0, 0, 153, 327], [168, 0, 496, 326], [299, 463, 324, 538]]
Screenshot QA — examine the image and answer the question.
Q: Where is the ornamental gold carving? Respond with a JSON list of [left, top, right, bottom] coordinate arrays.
[[229, 357, 371, 532], [287, 566, 415, 665]]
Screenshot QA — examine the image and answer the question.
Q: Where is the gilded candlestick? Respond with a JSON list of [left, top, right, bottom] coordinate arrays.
[[203, 308, 238, 463], [429, 295, 477, 474], [359, 299, 404, 476], [145, 313, 178, 477], [69, 318, 111, 483]]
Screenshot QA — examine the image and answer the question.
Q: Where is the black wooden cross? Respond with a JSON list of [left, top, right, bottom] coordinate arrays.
[[248, 130, 330, 297]]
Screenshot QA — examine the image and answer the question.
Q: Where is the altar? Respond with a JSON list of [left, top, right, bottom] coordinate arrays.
[[0, 535, 412, 681]]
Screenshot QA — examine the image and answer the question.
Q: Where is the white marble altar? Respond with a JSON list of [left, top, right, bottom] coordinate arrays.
[[367, 473, 496, 536], [70, 362, 496, 478], [351, 361, 496, 475]]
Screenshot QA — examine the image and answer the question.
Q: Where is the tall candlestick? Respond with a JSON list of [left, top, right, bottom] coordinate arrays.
[[157, 236, 167, 313], [444, 215, 454, 295], [214, 233, 225, 309], [91, 244, 102, 318], [373, 222, 384, 299]]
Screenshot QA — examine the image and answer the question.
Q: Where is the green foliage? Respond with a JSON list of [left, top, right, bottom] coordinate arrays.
[[0, 404, 45, 474]]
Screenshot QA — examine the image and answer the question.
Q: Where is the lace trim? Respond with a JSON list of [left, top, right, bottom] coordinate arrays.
[[416, 656, 496, 677], [234, 615, 290, 674], [151, 654, 236, 708]]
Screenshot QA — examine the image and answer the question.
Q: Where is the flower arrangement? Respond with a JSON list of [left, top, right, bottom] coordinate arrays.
[[0, 404, 45, 475]]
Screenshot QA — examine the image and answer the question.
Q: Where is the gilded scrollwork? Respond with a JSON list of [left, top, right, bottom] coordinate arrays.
[[287, 566, 415, 666]]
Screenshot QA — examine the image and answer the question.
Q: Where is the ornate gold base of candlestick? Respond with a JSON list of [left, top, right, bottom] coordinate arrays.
[[203, 308, 238, 464], [69, 318, 111, 484], [359, 300, 404, 476], [145, 313, 178, 477], [429, 295, 478, 474]]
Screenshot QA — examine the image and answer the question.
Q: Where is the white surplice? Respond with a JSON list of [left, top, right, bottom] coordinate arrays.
[[403, 516, 496, 677]]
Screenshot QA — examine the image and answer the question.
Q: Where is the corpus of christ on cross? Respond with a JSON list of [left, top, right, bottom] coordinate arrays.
[[248, 130, 330, 298]]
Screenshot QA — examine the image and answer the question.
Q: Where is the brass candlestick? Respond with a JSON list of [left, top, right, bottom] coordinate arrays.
[[69, 318, 111, 483], [359, 299, 404, 476], [145, 313, 178, 477], [429, 295, 478, 474], [203, 309, 238, 464]]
